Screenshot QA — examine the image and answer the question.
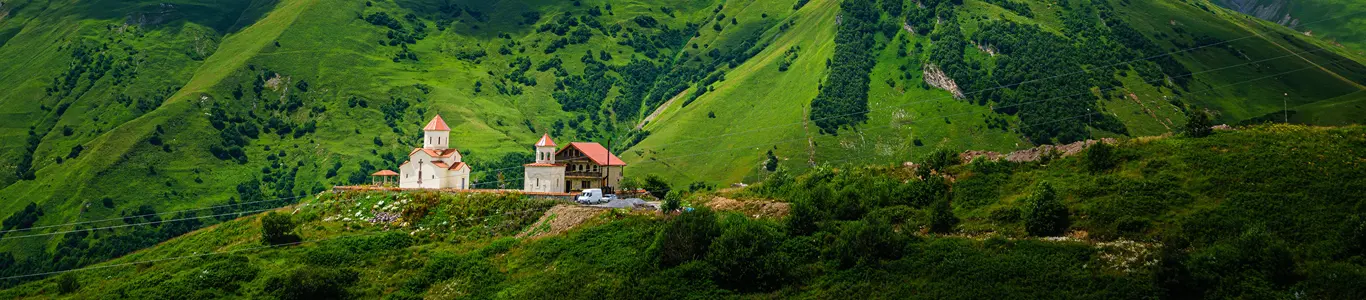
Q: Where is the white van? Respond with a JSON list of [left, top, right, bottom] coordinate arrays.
[[576, 188, 617, 204]]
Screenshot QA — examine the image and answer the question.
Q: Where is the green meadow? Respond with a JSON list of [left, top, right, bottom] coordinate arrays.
[[1, 124, 1363, 298]]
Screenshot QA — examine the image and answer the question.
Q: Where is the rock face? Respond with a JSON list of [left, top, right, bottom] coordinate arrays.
[[922, 64, 964, 99], [1217, 0, 1300, 28]]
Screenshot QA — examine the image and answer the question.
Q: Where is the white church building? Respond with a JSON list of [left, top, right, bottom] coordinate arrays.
[[523, 134, 626, 193], [399, 115, 473, 189]]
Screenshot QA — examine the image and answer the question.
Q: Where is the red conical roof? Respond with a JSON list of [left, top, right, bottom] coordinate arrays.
[[423, 115, 450, 131], [535, 133, 556, 147]]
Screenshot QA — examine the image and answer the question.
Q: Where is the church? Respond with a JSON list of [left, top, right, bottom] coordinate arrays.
[[523, 134, 626, 193], [399, 115, 473, 189]]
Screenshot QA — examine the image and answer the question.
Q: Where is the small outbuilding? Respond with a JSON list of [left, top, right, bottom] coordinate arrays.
[[371, 170, 399, 186]]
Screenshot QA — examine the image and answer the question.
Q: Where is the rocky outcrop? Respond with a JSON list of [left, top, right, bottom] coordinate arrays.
[[1217, 0, 1300, 28], [922, 64, 964, 99]]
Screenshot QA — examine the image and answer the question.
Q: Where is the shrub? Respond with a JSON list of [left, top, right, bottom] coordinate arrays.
[[919, 148, 961, 177], [401, 253, 504, 297], [662, 190, 682, 213], [183, 256, 259, 291], [261, 212, 299, 245], [1185, 108, 1213, 138], [56, 273, 79, 294], [928, 198, 959, 233], [831, 216, 907, 268], [265, 267, 358, 300], [1023, 182, 1070, 236], [1086, 141, 1117, 173], [1186, 227, 1298, 298], [865, 205, 917, 226], [619, 177, 642, 193], [1350, 215, 1366, 257], [707, 217, 790, 292], [785, 199, 822, 236], [650, 207, 719, 268], [642, 174, 671, 199]]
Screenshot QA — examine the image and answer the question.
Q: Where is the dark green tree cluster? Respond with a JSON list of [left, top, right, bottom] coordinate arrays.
[[0, 203, 44, 234], [553, 54, 616, 112], [808, 0, 887, 134], [611, 59, 660, 121]]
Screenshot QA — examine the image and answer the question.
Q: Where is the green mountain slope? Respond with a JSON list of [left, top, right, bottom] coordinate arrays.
[[1214, 0, 1366, 52], [626, 0, 1366, 186], [1, 0, 1365, 285], [2, 124, 1363, 298]]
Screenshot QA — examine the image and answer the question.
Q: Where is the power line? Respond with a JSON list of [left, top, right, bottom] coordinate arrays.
[[433, 43, 1332, 190], [0, 206, 554, 281], [9, 53, 1305, 240], [0, 206, 287, 241], [620, 9, 1366, 153], [0, 195, 307, 235], [623, 54, 1349, 173], [7, 5, 1352, 250], [3, 53, 1343, 272]]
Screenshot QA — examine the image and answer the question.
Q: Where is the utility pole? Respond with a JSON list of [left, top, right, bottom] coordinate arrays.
[[1283, 93, 1289, 123], [606, 136, 613, 191]]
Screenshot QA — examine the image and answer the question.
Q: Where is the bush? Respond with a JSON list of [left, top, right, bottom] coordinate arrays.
[[1086, 142, 1117, 173], [1186, 227, 1298, 298], [183, 256, 259, 292], [261, 212, 299, 245], [706, 217, 790, 292], [56, 273, 79, 294], [619, 177, 642, 193], [929, 198, 959, 233], [265, 267, 358, 300], [662, 191, 682, 213], [1185, 109, 1213, 138], [650, 207, 719, 268], [785, 199, 822, 236], [919, 148, 961, 177], [402, 253, 503, 297], [1023, 182, 1070, 236], [642, 175, 671, 199], [831, 216, 908, 268]]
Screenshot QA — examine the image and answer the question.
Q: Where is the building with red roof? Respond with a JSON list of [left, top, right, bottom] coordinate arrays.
[[523, 134, 627, 193], [399, 115, 473, 189]]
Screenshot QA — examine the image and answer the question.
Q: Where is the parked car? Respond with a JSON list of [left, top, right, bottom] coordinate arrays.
[[576, 188, 618, 204]]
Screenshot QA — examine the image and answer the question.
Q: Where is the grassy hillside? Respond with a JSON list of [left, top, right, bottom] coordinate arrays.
[[1, 0, 1366, 286], [1214, 0, 1366, 52], [623, 0, 1366, 187], [2, 124, 1363, 298]]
